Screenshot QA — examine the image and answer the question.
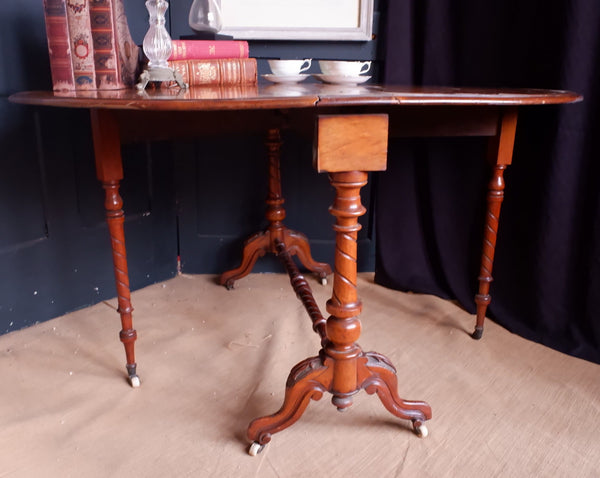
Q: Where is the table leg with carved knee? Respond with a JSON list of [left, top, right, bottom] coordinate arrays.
[[90, 110, 140, 387], [219, 127, 331, 289], [246, 115, 431, 455], [472, 107, 518, 339]]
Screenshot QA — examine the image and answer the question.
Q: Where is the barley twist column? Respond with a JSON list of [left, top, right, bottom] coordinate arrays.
[[325, 171, 368, 410]]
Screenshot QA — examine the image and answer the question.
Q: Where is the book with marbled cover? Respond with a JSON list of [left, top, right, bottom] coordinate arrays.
[[65, 0, 96, 89], [43, 0, 76, 91]]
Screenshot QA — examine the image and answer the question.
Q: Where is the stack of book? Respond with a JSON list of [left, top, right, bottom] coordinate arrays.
[[43, 0, 139, 91], [166, 39, 257, 87]]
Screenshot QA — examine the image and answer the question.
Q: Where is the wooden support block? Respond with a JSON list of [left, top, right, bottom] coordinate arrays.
[[90, 109, 123, 182], [314, 114, 389, 172]]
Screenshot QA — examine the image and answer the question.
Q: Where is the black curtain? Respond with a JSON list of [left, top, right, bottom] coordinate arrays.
[[375, 1, 600, 363]]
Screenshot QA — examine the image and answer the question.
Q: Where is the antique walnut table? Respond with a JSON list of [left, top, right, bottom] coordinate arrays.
[[9, 85, 581, 454]]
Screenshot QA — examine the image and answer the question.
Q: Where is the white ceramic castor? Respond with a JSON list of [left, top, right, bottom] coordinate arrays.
[[320, 277, 328, 286], [413, 422, 428, 438], [248, 442, 265, 456], [129, 375, 141, 388]]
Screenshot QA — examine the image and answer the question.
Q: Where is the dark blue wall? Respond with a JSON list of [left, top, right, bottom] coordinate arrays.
[[0, 0, 383, 333]]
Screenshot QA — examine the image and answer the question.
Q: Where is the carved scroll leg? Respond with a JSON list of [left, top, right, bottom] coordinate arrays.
[[247, 356, 333, 454], [360, 352, 432, 437], [473, 107, 518, 339], [219, 231, 270, 289], [91, 110, 139, 387], [284, 229, 332, 284]]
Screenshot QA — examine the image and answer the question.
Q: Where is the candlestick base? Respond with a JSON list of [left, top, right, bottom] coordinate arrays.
[[136, 66, 188, 91]]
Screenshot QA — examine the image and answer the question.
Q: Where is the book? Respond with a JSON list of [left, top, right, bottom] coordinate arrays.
[[89, 0, 139, 89], [169, 40, 250, 61], [167, 59, 257, 86], [65, 0, 96, 89], [42, 0, 76, 91]]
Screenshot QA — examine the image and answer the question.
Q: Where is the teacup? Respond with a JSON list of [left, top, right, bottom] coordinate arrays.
[[268, 59, 312, 76], [319, 60, 371, 77]]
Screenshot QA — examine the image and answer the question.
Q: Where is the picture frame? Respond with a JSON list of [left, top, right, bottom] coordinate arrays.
[[219, 0, 374, 41]]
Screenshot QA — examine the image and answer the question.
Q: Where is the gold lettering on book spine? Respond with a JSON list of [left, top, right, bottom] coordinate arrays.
[[192, 62, 218, 83]]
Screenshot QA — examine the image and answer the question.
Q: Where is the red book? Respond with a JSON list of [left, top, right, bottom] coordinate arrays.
[[169, 40, 250, 61], [42, 0, 76, 91], [168, 59, 257, 86]]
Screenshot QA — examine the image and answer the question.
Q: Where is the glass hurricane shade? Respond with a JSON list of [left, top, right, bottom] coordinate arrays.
[[189, 0, 223, 33]]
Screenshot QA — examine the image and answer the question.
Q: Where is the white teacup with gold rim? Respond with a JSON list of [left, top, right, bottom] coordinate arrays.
[[319, 60, 371, 77], [268, 59, 312, 76]]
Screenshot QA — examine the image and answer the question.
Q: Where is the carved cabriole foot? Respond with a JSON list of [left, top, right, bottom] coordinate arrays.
[[220, 127, 331, 289], [284, 229, 331, 285], [247, 355, 333, 447], [219, 231, 270, 289], [91, 110, 139, 387], [473, 108, 518, 339], [360, 352, 431, 434]]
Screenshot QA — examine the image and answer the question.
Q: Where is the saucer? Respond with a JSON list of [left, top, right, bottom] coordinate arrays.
[[262, 74, 310, 84], [313, 74, 371, 85]]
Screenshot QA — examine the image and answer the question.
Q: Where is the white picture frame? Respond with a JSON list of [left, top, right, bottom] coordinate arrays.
[[219, 0, 374, 41]]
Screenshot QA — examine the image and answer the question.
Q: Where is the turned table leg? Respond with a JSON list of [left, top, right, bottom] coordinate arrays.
[[246, 115, 430, 455], [220, 127, 331, 289], [473, 108, 518, 339], [90, 109, 140, 387]]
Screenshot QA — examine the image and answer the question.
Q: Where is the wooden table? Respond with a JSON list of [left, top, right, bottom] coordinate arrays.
[[9, 85, 581, 454]]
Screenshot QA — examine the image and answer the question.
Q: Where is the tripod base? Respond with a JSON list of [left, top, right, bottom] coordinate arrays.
[[220, 227, 331, 289], [247, 349, 431, 455]]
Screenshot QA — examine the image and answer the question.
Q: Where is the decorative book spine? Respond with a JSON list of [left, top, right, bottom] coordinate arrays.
[[111, 0, 140, 87], [42, 0, 75, 91], [89, 0, 139, 89], [167, 59, 258, 86], [65, 0, 96, 89], [169, 40, 250, 60]]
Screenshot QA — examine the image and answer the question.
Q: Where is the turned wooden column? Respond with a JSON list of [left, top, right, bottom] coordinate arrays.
[[325, 170, 367, 410], [90, 109, 139, 387], [473, 107, 518, 339], [265, 127, 286, 246]]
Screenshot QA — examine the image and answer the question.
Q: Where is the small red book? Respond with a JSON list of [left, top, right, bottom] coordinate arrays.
[[169, 40, 250, 61]]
